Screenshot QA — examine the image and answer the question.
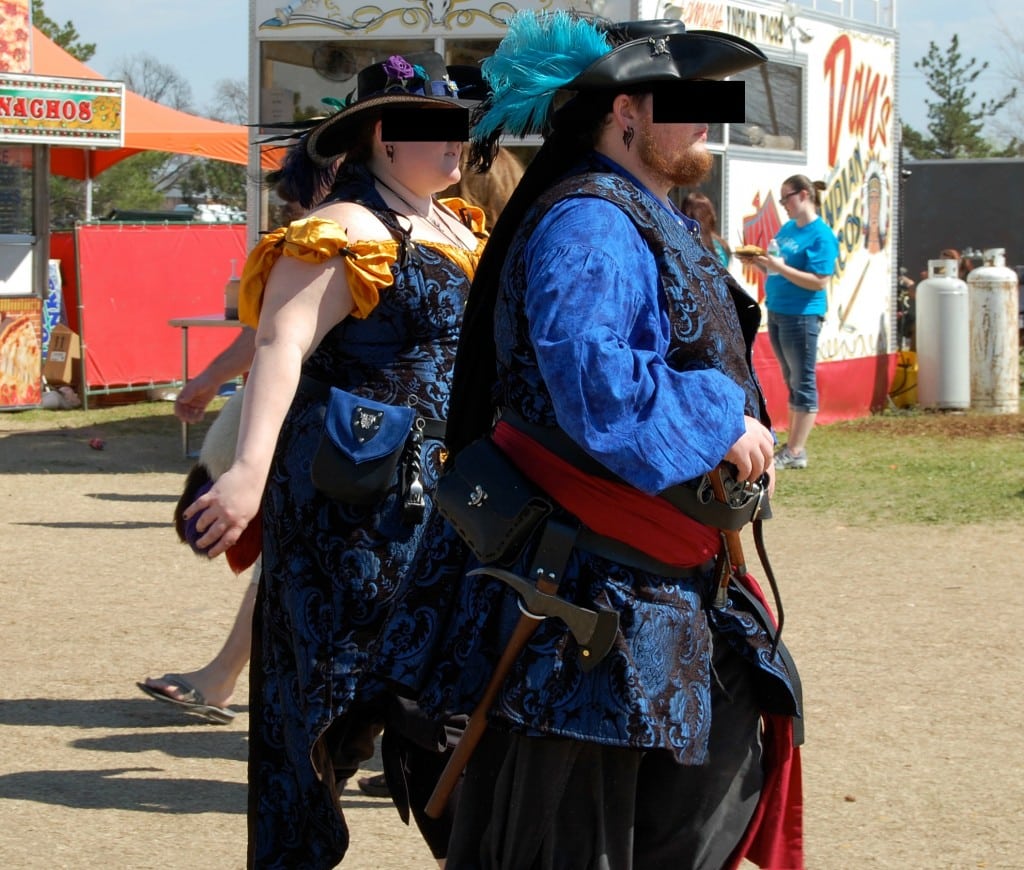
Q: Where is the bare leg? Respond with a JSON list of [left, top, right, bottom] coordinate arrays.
[[785, 409, 817, 456], [143, 576, 257, 708]]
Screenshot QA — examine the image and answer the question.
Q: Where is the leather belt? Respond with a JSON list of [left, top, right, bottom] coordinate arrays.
[[576, 527, 716, 579]]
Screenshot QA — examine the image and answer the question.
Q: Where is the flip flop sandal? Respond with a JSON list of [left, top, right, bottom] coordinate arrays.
[[137, 674, 236, 725]]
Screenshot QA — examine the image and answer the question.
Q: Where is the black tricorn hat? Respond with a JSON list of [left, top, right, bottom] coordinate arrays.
[[306, 51, 483, 165], [598, 18, 691, 44], [568, 28, 767, 91], [472, 13, 765, 143]]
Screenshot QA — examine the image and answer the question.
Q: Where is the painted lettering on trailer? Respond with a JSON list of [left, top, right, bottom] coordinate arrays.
[[824, 34, 893, 167], [0, 95, 94, 122]]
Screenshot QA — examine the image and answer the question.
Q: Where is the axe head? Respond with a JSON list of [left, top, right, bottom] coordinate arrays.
[[468, 567, 620, 671], [573, 607, 619, 672]]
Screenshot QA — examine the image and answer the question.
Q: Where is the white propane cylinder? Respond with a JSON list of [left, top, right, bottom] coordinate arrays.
[[967, 248, 1020, 413], [916, 259, 970, 409]]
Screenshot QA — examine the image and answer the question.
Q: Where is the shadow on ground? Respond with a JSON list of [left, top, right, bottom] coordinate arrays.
[[0, 698, 250, 814], [0, 697, 248, 730], [0, 413, 203, 475], [0, 767, 246, 814]]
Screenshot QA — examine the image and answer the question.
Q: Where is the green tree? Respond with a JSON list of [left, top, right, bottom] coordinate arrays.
[[177, 159, 247, 212], [177, 78, 249, 213], [33, 0, 96, 224], [902, 35, 1017, 159], [31, 0, 95, 61], [91, 153, 168, 217]]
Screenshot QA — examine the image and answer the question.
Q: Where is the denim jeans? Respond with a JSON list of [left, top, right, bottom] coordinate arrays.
[[767, 311, 823, 412]]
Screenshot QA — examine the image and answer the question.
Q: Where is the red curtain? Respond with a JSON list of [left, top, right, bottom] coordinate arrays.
[[69, 223, 247, 389]]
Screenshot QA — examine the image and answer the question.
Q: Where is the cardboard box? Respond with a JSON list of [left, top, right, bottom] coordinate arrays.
[[43, 325, 81, 386]]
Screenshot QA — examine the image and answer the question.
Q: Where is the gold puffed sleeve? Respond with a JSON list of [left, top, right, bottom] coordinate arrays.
[[238, 217, 399, 328], [437, 197, 488, 236], [238, 226, 286, 328]]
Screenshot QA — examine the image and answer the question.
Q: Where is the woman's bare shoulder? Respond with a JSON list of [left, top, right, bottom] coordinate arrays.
[[308, 200, 392, 243]]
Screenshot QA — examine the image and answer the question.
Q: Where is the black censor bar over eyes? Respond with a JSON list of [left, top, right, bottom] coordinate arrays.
[[380, 106, 470, 141], [651, 80, 746, 124]]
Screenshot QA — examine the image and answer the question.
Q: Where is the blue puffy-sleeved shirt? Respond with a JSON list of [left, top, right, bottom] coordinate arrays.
[[494, 166, 756, 493], [375, 156, 797, 765]]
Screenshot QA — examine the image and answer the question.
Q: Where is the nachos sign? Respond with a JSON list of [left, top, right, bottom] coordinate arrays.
[[0, 74, 124, 146]]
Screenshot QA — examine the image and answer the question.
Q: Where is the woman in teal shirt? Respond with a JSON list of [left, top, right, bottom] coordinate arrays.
[[759, 174, 838, 469]]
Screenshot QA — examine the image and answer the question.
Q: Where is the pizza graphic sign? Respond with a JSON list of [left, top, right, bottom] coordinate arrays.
[[0, 299, 42, 408]]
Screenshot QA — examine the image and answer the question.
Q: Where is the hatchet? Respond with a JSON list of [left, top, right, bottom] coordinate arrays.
[[424, 563, 619, 818]]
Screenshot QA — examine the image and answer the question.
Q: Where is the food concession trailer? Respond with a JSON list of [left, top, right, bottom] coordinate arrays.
[[0, 6, 125, 410], [246, 0, 899, 424]]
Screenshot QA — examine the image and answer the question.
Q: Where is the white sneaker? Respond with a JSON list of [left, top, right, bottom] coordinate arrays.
[[775, 446, 808, 469]]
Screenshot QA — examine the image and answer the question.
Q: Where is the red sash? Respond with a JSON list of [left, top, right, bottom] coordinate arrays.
[[491, 420, 719, 567], [727, 573, 804, 870]]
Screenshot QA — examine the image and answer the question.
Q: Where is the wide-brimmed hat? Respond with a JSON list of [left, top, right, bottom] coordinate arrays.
[[473, 11, 765, 142], [307, 51, 483, 164], [568, 28, 766, 89]]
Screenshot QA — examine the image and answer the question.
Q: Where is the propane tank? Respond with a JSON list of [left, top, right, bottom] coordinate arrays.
[[915, 259, 970, 410], [967, 248, 1020, 413]]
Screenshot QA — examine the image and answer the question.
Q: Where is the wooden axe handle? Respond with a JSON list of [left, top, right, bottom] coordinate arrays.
[[424, 575, 558, 818]]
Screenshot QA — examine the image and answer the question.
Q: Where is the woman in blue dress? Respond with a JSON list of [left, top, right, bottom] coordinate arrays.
[[183, 52, 486, 868]]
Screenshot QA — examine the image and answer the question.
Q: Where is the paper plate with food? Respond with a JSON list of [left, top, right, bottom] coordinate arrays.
[[734, 244, 766, 259]]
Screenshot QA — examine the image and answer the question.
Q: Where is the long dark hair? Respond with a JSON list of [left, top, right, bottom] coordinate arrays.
[[263, 111, 382, 211], [680, 191, 730, 259]]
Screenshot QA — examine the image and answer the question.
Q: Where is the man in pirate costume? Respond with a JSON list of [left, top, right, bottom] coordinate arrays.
[[375, 13, 804, 868]]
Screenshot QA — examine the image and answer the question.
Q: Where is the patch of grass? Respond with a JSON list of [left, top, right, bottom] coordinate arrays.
[[0, 396, 228, 437], [0, 398, 229, 474], [3, 400, 1022, 526], [773, 410, 1024, 525]]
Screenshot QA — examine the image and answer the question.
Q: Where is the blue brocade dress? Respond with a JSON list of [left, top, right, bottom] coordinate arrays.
[[243, 167, 483, 868]]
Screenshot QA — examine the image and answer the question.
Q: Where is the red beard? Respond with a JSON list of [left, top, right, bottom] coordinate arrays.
[[637, 125, 713, 188]]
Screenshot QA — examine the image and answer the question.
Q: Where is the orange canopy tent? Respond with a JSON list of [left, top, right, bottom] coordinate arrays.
[[31, 27, 271, 179]]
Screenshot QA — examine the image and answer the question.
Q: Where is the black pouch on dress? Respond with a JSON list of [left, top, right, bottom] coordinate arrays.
[[311, 386, 415, 504], [434, 437, 553, 565]]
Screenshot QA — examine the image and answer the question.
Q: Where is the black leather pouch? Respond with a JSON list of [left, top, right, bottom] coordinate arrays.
[[311, 386, 415, 504], [435, 437, 552, 564]]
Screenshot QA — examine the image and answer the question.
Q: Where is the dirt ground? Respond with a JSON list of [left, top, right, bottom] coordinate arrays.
[[0, 407, 1022, 869]]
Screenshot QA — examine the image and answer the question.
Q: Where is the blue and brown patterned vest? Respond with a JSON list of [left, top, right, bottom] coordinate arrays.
[[494, 159, 770, 432]]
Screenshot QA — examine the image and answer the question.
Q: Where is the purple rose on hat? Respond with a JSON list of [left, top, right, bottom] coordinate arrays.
[[382, 55, 415, 84]]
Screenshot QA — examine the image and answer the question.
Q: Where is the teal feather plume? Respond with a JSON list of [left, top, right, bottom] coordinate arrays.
[[475, 10, 612, 140]]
